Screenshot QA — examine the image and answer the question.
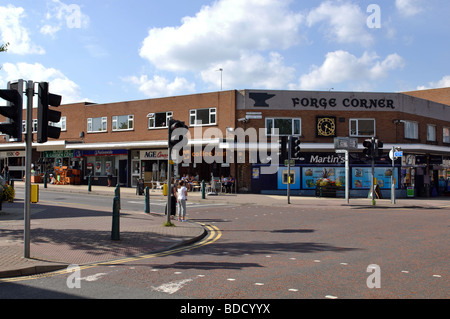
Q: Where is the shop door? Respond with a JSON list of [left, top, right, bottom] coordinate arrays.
[[119, 160, 128, 186]]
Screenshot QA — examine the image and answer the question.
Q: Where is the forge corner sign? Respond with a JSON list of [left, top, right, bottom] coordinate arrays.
[[247, 91, 397, 111]]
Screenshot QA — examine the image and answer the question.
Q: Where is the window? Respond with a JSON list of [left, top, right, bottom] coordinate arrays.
[[87, 117, 107, 133], [189, 108, 216, 126], [112, 115, 134, 131], [404, 121, 418, 139], [350, 119, 375, 137], [50, 116, 66, 132], [444, 127, 450, 143], [266, 118, 301, 136], [22, 119, 38, 133], [148, 111, 172, 129], [427, 124, 436, 142]]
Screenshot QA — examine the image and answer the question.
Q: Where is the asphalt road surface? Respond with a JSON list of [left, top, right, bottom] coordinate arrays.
[[1, 190, 448, 306]]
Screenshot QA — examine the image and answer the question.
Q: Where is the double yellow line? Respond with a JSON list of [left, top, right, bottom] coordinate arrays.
[[1, 223, 221, 283]]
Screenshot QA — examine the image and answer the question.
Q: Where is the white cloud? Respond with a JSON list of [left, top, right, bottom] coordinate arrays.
[[294, 50, 405, 90], [417, 75, 450, 90], [0, 62, 83, 103], [139, 0, 303, 72], [395, 0, 424, 17], [125, 75, 196, 98], [306, 1, 374, 47], [201, 52, 296, 90], [0, 5, 45, 55]]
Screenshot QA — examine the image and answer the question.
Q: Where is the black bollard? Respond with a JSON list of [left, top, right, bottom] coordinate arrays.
[[145, 186, 150, 214], [111, 196, 120, 240], [115, 184, 121, 209], [201, 180, 205, 199]]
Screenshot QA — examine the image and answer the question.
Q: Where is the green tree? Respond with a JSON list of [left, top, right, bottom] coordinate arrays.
[[0, 42, 8, 70], [0, 42, 8, 53]]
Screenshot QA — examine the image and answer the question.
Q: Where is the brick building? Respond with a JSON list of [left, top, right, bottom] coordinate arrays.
[[234, 89, 450, 197], [0, 87, 449, 198]]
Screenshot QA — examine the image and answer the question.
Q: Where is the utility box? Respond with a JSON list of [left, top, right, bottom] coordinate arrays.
[[31, 184, 39, 203]]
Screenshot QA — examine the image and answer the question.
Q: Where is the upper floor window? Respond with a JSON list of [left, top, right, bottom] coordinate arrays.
[[444, 127, 450, 143], [350, 118, 375, 137], [22, 119, 38, 133], [404, 121, 418, 139], [427, 124, 436, 142], [87, 117, 107, 133], [148, 111, 172, 129], [112, 115, 134, 131], [266, 118, 301, 136], [190, 108, 216, 126], [50, 116, 67, 132]]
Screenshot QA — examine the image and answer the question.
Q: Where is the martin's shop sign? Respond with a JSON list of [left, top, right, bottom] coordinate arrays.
[[297, 153, 345, 165], [245, 91, 398, 111]]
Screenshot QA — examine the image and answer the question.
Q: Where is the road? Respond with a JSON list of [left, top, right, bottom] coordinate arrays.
[[1, 189, 448, 305]]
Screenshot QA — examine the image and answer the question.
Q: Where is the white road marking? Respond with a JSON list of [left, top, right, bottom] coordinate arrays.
[[80, 273, 107, 282], [152, 278, 193, 295], [325, 295, 338, 299]]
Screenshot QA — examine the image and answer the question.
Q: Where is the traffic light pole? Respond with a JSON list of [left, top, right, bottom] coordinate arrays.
[[24, 80, 33, 258], [287, 136, 291, 204], [371, 156, 376, 206], [166, 148, 172, 225]]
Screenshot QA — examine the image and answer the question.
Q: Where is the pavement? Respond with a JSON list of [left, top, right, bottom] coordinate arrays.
[[0, 181, 449, 279]]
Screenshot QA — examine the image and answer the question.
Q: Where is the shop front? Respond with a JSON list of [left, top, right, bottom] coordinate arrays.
[[82, 149, 128, 186], [252, 152, 401, 198], [134, 149, 169, 187], [0, 150, 27, 180]]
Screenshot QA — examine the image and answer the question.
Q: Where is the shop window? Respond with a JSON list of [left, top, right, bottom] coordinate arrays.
[[189, 108, 216, 126], [404, 121, 418, 139], [87, 117, 107, 133], [265, 118, 301, 136], [112, 115, 134, 131], [87, 156, 115, 176], [444, 127, 450, 143], [148, 111, 172, 129], [427, 124, 436, 142], [350, 119, 375, 137]]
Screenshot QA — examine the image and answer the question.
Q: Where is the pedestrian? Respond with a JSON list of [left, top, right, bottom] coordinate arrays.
[[177, 180, 188, 222]]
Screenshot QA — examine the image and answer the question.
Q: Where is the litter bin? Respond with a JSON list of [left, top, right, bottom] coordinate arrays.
[[136, 178, 144, 195], [163, 183, 168, 196], [31, 184, 39, 203]]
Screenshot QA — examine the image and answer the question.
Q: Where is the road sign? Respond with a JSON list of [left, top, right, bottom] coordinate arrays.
[[389, 149, 403, 160]]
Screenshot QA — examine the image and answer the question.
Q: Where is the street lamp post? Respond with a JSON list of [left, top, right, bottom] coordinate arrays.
[[216, 68, 223, 90]]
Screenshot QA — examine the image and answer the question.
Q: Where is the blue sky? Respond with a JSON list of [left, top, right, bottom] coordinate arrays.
[[0, 0, 449, 104]]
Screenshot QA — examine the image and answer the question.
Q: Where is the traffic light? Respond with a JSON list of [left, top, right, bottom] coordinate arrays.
[[290, 136, 301, 159], [0, 81, 23, 142], [37, 82, 62, 143], [168, 119, 188, 149], [374, 139, 383, 157], [363, 139, 373, 158]]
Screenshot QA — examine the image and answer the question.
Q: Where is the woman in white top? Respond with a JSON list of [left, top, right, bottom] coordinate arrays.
[[177, 180, 188, 221]]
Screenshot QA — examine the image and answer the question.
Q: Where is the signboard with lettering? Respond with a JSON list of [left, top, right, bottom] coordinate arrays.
[[140, 149, 169, 160]]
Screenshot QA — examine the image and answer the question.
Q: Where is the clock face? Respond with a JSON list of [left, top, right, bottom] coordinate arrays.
[[317, 117, 336, 137]]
